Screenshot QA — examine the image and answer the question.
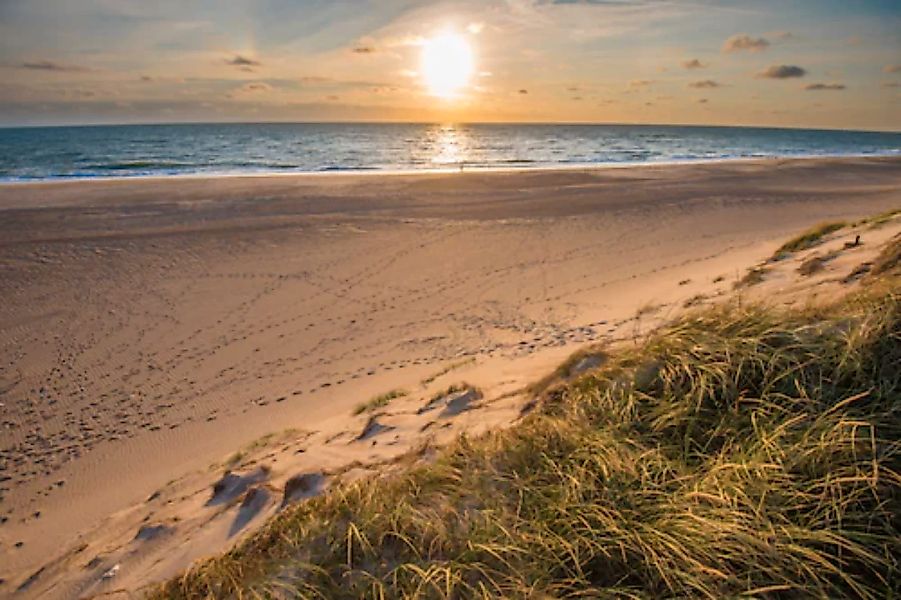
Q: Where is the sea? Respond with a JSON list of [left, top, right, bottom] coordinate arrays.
[[0, 122, 899, 182]]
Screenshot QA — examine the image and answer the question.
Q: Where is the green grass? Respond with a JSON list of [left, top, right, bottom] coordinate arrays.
[[773, 221, 846, 258], [352, 389, 408, 416], [153, 268, 900, 599]]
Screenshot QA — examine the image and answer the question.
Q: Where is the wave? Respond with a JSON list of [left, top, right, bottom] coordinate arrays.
[[88, 161, 196, 171], [317, 165, 380, 172]]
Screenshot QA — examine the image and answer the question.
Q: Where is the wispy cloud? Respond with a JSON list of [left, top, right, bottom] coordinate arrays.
[[2, 0, 898, 129], [18, 60, 89, 72], [240, 82, 273, 92], [722, 33, 769, 53], [226, 55, 261, 67], [804, 83, 845, 91], [769, 31, 793, 41], [757, 65, 806, 79], [300, 76, 332, 84], [225, 81, 274, 99], [688, 80, 721, 88]]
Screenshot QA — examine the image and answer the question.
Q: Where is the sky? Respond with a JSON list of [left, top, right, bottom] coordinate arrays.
[[0, 0, 899, 130]]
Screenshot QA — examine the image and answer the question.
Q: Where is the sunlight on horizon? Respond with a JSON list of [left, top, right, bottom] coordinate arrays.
[[420, 31, 475, 99]]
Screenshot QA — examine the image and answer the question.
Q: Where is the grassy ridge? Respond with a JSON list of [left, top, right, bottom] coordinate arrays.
[[774, 221, 846, 257], [353, 389, 408, 416], [156, 278, 900, 599], [872, 234, 901, 277]]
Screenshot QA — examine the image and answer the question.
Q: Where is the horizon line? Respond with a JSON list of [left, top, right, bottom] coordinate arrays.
[[2, 119, 900, 135]]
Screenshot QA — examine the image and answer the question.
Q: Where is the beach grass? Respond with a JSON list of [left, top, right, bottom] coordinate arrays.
[[856, 208, 901, 229], [798, 249, 840, 276], [773, 221, 846, 257], [152, 266, 900, 599], [426, 382, 480, 403], [735, 265, 770, 288], [420, 358, 476, 386], [870, 234, 900, 277], [525, 344, 606, 396], [352, 389, 408, 416], [223, 429, 302, 468]]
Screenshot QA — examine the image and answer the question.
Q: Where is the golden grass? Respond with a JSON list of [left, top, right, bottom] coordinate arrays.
[[420, 358, 476, 387], [682, 293, 707, 308], [856, 207, 901, 229], [773, 221, 846, 257], [870, 234, 900, 277], [352, 389, 408, 416], [525, 344, 606, 397], [798, 249, 840, 276], [734, 265, 770, 288], [425, 382, 480, 403], [223, 429, 302, 468], [152, 268, 901, 599]]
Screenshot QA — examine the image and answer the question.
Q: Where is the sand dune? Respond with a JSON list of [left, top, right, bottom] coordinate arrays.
[[0, 157, 899, 598]]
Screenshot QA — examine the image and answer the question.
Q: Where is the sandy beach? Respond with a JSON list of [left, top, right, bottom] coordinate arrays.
[[1, 156, 900, 598]]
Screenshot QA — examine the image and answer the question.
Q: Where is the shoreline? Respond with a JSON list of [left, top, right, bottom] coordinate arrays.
[[1, 152, 899, 189]]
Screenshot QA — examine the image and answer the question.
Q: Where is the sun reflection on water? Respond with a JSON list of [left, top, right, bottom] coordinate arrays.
[[429, 125, 471, 169]]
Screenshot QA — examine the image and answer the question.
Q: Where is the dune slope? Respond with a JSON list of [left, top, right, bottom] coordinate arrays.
[[153, 234, 900, 599]]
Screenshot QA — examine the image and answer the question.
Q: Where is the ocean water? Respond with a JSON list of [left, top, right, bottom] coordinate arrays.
[[0, 123, 899, 181]]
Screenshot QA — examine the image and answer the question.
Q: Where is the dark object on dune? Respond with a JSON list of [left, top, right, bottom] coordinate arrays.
[[844, 234, 861, 249]]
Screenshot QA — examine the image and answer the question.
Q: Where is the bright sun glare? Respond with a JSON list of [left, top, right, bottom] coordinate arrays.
[[420, 32, 474, 98]]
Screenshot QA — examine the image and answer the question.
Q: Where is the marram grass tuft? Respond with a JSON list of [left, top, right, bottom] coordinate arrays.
[[153, 275, 900, 600]]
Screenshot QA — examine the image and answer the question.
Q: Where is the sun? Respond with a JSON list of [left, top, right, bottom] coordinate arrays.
[[420, 32, 474, 98]]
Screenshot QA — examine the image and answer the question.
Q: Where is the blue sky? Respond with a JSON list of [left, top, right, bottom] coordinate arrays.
[[1, 0, 899, 128]]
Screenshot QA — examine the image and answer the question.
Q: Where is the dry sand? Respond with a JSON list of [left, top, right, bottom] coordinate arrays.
[[0, 157, 899, 598]]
